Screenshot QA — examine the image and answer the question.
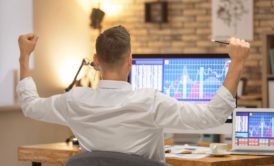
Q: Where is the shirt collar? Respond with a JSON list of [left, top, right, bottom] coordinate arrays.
[[98, 80, 132, 90]]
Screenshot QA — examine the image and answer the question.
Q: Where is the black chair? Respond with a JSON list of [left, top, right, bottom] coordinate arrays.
[[66, 151, 169, 166]]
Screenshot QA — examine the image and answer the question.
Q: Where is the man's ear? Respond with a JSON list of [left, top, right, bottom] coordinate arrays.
[[93, 54, 101, 71], [128, 54, 132, 67], [93, 54, 99, 66]]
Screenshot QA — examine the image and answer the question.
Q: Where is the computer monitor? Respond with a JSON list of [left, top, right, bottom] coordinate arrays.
[[129, 54, 233, 134], [233, 110, 274, 148]]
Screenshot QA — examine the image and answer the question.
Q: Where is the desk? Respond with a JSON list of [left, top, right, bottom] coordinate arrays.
[[18, 143, 79, 166], [18, 143, 274, 166], [166, 155, 274, 166]]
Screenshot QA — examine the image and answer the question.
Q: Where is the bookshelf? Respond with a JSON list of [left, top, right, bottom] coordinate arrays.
[[262, 32, 274, 107]]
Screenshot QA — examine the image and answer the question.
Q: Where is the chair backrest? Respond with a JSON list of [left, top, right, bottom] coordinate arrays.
[[66, 151, 169, 166]]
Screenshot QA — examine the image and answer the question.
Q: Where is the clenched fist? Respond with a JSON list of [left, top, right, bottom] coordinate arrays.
[[18, 33, 39, 57], [227, 37, 250, 63]]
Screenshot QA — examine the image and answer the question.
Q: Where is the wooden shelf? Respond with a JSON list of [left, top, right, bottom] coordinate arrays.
[[262, 32, 274, 107], [237, 95, 262, 108], [237, 99, 262, 108], [238, 94, 261, 100], [267, 75, 274, 79]]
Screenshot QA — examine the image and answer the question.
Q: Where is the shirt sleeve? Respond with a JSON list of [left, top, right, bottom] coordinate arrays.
[[152, 86, 236, 129], [16, 77, 68, 126]]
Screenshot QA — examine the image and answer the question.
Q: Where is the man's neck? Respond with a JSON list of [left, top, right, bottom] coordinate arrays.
[[101, 71, 128, 82]]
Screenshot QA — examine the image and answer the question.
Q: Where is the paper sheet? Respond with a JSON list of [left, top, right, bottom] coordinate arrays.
[[165, 153, 209, 159], [165, 145, 210, 159]]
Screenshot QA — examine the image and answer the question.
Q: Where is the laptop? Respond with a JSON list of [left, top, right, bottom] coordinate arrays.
[[230, 108, 274, 155]]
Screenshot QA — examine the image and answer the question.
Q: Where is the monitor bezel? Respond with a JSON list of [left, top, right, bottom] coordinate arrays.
[[132, 53, 230, 59], [130, 53, 232, 123]]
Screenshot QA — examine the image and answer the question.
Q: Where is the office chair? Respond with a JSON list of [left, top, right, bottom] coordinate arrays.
[[66, 151, 169, 166]]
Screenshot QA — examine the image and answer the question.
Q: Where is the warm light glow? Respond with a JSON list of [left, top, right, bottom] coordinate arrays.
[[57, 58, 99, 89], [57, 57, 83, 88], [75, 0, 94, 14], [75, 0, 124, 17], [101, 0, 123, 17], [51, 39, 89, 88]]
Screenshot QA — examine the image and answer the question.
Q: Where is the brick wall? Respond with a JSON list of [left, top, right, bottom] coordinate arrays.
[[91, 0, 274, 95]]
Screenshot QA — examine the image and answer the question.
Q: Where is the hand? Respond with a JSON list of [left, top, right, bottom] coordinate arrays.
[[18, 33, 39, 58], [227, 37, 250, 63]]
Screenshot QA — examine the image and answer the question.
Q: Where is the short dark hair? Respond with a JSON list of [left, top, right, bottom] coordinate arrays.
[[95, 25, 131, 68]]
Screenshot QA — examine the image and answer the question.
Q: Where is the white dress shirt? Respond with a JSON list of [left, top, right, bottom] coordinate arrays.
[[17, 77, 235, 162]]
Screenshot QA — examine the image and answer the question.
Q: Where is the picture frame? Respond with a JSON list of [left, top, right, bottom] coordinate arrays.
[[212, 0, 253, 41], [145, 1, 168, 23]]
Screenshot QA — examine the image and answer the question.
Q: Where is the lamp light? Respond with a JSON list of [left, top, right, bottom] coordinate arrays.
[[65, 58, 99, 92]]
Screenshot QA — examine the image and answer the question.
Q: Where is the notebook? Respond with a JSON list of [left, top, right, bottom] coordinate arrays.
[[230, 108, 274, 155]]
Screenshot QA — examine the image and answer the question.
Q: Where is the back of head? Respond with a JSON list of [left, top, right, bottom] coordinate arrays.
[[95, 25, 131, 70]]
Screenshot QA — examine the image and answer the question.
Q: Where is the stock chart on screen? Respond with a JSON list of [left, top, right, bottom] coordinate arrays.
[[235, 112, 274, 147], [163, 58, 230, 102], [130, 54, 231, 102]]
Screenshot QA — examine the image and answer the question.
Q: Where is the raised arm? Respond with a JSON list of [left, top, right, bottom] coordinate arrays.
[[17, 34, 68, 125], [18, 33, 39, 80], [223, 38, 250, 97], [153, 38, 250, 130]]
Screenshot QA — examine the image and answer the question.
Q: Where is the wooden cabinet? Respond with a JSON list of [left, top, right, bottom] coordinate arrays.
[[262, 32, 274, 107]]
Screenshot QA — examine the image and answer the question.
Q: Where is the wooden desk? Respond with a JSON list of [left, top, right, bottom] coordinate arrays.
[[18, 143, 274, 166], [166, 155, 274, 166], [18, 143, 80, 166]]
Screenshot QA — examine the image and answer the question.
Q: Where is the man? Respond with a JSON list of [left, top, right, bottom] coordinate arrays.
[[17, 25, 249, 162]]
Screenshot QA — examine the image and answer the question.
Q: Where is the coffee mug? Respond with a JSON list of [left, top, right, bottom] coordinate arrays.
[[209, 143, 228, 154]]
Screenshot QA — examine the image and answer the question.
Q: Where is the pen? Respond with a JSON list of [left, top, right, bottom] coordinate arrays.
[[211, 39, 229, 45]]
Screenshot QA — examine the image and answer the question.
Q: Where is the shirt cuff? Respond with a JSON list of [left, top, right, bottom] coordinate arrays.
[[217, 86, 236, 109]]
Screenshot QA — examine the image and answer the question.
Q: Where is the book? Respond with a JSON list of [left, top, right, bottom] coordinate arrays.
[[269, 49, 274, 74]]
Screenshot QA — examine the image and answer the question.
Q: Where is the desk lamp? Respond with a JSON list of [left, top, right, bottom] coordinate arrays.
[[65, 58, 99, 92]]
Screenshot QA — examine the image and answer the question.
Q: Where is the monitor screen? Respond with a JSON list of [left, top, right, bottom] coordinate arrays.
[[234, 111, 274, 148], [129, 54, 231, 104]]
